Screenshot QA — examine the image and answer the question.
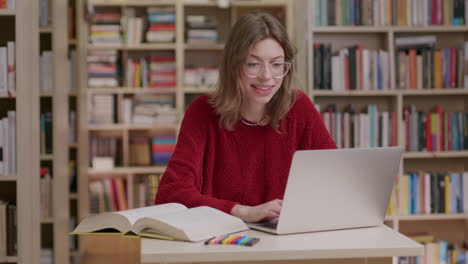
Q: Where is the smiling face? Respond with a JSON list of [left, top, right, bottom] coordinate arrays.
[[239, 38, 286, 110]]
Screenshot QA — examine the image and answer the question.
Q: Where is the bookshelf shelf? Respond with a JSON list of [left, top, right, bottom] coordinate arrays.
[[87, 87, 176, 94], [40, 92, 54, 97], [396, 214, 468, 221], [312, 90, 398, 96], [401, 89, 468, 96], [0, 176, 17, 181], [39, 27, 53, 33], [0, 256, 18, 263], [87, 124, 179, 130], [311, 89, 468, 96], [403, 151, 468, 159], [0, 9, 15, 16], [40, 154, 54, 161], [41, 218, 54, 224], [184, 44, 225, 50], [88, 166, 166, 176], [184, 86, 215, 94], [88, 43, 176, 50], [91, 0, 175, 6], [312, 27, 390, 33], [311, 26, 468, 33], [0, 92, 12, 98]]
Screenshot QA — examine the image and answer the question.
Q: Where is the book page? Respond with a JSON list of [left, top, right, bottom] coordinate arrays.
[[134, 206, 248, 242], [117, 203, 187, 226]]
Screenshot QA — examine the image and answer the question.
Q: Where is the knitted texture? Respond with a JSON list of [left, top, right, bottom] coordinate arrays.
[[155, 90, 337, 214]]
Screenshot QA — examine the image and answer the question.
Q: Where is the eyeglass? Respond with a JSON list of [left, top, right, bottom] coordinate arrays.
[[243, 60, 291, 79]]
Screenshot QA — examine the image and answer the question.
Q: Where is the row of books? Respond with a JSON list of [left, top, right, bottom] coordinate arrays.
[[0, 0, 14, 9], [186, 15, 219, 45], [314, 44, 390, 91], [403, 106, 468, 152], [40, 112, 52, 155], [396, 36, 468, 90], [318, 104, 398, 149], [129, 135, 176, 166], [136, 174, 160, 207], [0, 111, 16, 176], [87, 50, 119, 88], [40, 167, 52, 220], [90, 136, 122, 167], [122, 94, 177, 125], [398, 171, 468, 215], [313, 0, 467, 27], [0, 42, 15, 94], [399, 239, 467, 264], [125, 55, 176, 89], [0, 201, 16, 257], [89, 177, 127, 214]]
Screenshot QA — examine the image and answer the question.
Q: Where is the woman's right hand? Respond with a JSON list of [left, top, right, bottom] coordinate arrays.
[[231, 199, 282, 223]]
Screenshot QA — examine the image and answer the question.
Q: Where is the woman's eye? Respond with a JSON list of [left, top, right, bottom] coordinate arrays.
[[271, 63, 283, 68], [247, 62, 261, 67]]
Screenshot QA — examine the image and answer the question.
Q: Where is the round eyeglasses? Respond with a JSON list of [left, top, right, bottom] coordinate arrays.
[[243, 61, 291, 79]]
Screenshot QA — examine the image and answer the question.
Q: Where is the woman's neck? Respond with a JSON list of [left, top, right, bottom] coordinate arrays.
[[240, 103, 266, 124]]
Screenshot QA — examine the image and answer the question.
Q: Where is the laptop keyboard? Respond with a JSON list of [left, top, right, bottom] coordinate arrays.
[[256, 219, 278, 229]]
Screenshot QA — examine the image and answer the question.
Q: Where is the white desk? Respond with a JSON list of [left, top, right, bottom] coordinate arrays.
[[141, 225, 423, 264]]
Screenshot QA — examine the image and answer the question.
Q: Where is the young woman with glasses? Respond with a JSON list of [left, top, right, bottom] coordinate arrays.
[[155, 13, 336, 223]]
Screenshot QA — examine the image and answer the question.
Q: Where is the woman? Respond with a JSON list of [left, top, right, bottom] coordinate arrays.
[[155, 13, 336, 223]]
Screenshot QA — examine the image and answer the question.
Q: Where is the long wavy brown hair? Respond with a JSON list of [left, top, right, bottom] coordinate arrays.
[[208, 12, 297, 131]]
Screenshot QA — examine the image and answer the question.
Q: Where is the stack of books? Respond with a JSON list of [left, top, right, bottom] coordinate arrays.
[[132, 94, 177, 125], [87, 50, 119, 88], [186, 15, 218, 45], [89, 95, 117, 125], [89, 177, 127, 213], [89, 12, 122, 45], [146, 7, 175, 43], [149, 55, 176, 89], [184, 67, 219, 87], [137, 174, 160, 207], [152, 135, 176, 165]]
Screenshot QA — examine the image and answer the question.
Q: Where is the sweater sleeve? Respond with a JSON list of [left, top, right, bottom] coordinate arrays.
[[295, 91, 337, 150], [154, 97, 239, 214]]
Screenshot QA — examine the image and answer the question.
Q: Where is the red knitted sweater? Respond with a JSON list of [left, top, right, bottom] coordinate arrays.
[[155, 90, 337, 214]]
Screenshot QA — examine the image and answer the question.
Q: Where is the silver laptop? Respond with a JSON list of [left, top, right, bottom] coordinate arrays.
[[247, 147, 403, 235]]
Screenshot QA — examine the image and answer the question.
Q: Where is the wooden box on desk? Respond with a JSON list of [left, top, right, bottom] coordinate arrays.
[[81, 234, 140, 264]]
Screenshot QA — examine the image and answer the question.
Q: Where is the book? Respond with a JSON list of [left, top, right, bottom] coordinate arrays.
[[71, 203, 249, 242]]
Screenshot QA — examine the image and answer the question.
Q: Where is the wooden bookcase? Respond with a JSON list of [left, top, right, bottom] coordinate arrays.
[[74, 0, 292, 258], [38, 0, 73, 263], [0, 0, 41, 263], [298, 0, 468, 255]]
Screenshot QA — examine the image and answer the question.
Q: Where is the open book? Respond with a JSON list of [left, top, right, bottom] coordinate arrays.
[[71, 203, 249, 242]]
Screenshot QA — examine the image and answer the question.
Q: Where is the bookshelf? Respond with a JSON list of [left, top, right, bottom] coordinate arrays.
[[302, 0, 468, 262], [0, 0, 41, 263], [74, 0, 292, 256], [37, 0, 76, 263]]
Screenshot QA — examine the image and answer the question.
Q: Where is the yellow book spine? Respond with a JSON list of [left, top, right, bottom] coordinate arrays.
[[445, 175, 450, 214]]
